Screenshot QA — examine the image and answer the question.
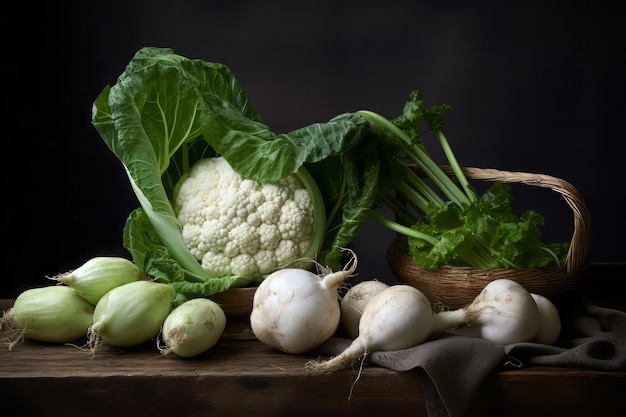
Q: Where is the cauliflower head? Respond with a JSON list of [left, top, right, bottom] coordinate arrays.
[[174, 157, 316, 277]]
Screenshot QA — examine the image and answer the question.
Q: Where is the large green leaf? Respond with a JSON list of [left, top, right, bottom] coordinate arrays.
[[92, 48, 227, 280], [91, 47, 376, 292]]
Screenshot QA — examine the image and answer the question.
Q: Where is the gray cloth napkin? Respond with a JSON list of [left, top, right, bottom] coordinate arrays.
[[318, 304, 626, 417], [504, 304, 626, 371]]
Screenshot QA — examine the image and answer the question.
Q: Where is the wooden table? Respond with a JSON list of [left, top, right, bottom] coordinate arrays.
[[1, 264, 625, 417]]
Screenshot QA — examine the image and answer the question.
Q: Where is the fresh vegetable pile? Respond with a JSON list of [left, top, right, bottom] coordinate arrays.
[[1, 256, 227, 358], [90, 47, 568, 302], [1, 47, 569, 364], [0, 253, 561, 365], [249, 250, 561, 374]]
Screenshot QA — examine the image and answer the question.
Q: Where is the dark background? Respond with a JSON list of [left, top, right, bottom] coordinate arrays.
[[3, 0, 625, 298]]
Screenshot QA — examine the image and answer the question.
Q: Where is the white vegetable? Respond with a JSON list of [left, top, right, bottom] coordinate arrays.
[[250, 249, 358, 354], [160, 298, 227, 358], [309, 284, 468, 373], [49, 256, 145, 304], [449, 279, 540, 345], [340, 280, 389, 339], [0, 286, 94, 348], [310, 278, 549, 373], [530, 293, 561, 345], [174, 156, 324, 277], [87, 280, 175, 354]]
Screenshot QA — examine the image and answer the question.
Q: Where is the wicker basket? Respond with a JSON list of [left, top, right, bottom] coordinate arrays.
[[386, 166, 590, 310]]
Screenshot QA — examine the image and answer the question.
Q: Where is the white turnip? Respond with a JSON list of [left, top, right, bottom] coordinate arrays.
[[159, 298, 226, 358], [340, 280, 389, 339], [448, 279, 540, 345], [250, 249, 358, 354], [310, 278, 549, 373], [308, 284, 468, 373], [530, 293, 561, 345]]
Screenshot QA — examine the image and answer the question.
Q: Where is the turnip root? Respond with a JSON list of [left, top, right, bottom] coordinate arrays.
[[340, 280, 389, 339], [530, 293, 561, 345], [159, 298, 226, 358], [309, 278, 551, 374], [308, 284, 469, 373], [448, 279, 540, 345], [250, 248, 358, 354]]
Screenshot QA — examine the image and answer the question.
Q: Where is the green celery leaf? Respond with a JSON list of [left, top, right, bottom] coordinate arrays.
[[408, 222, 467, 268], [425, 200, 464, 231]]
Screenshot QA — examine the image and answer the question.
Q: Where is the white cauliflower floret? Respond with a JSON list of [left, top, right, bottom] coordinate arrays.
[[230, 254, 257, 276], [274, 240, 300, 266], [229, 222, 261, 255], [292, 188, 311, 207], [199, 219, 229, 253], [257, 200, 281, 224], [278, 200, 314, 240], [246, 212, 262, 228], [254, 250, 277, 273], [181, 224, 203, 259], [201, 251, 231, 276], [175, 156, 316, 277], [257, 223, 281, 250], [262, 182, 290, 205]]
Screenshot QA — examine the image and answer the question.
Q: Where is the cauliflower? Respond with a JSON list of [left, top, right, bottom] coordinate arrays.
[[174, 157, 316, 277]]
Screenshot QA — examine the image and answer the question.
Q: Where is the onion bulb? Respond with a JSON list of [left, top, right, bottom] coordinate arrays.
[[87, 280, 175, 354], [49, 256, 145, 305], [0, 286, 94, 349]]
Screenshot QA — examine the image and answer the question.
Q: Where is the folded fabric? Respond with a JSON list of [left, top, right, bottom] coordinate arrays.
[[505, 304, 626, 371], [319, 334, 505, 417], [317, 304, 626, 417]]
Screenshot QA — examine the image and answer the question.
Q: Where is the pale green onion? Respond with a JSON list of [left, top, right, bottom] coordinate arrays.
[[49, 256, 146, 305], [0, 286, 94, 349], [87, 280, 175, 355]]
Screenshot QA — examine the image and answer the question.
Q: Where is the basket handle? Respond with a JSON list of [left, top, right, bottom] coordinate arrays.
[[444, 166, 590, 275]]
